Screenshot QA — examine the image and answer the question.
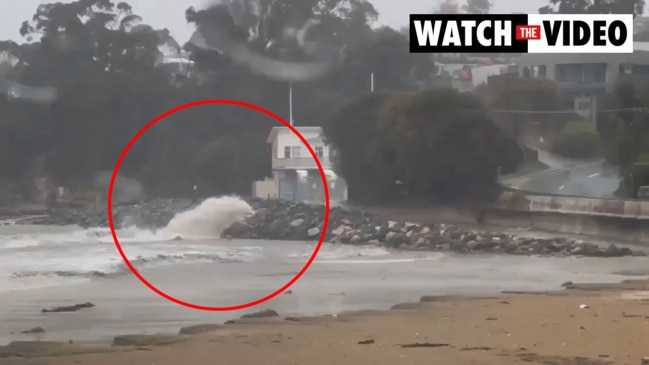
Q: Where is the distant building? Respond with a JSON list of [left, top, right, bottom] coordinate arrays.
[[517, 42, 649, 98], [252, 126, 348, 204], [471, 64, 518, 87], [516, 42, 649, 121], [432, 51, 520, 91], [635, 16, 649, 34]]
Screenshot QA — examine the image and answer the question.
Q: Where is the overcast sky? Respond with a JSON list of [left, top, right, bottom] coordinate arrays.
[[0, 0, 547, 44]]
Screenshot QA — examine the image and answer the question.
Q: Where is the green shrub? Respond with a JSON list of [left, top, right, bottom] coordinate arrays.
[[637, 152, 649, 163], [551, 131, 601, 159], [559, 120, 595, 135]]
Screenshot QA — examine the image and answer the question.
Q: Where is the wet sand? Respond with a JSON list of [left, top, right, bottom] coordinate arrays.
[[3, 252, 647, 346], [4, 280, 649, 365]]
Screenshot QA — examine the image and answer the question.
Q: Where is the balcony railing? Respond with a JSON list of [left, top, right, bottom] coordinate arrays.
[[272, 157, 332, 170], [556, 82, 608, 96], [557, 81, 607, 91]]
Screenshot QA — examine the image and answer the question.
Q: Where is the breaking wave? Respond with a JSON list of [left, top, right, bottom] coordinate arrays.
[[0, 196, 407, 293], [160, 196, 254, 240], [0, 196, 255, 292], [8, 252, 252, 280], [0, 196, 254, 249]]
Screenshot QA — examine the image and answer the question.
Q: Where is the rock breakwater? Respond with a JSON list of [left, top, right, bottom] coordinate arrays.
[[11, 197, 646, 258], [17, 198, 197, 228], [223, 199, 645, 258]]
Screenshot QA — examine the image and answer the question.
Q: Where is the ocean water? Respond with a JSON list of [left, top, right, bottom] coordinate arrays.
[[0, 196, 647, 345]]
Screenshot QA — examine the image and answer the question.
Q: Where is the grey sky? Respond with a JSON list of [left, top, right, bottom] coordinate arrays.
[[0, 0, 547, 44]]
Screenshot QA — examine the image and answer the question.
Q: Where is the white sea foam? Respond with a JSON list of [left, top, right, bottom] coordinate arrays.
[[0, 196, 410, 292], [160, 196, 254, 240]]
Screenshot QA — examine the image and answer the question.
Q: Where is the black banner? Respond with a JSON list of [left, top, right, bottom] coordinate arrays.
[[409, 14, 530, 53]]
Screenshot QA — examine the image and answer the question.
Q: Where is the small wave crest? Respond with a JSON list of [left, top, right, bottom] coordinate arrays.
[[288, 245, 393, 261], [0, 196, 254, 250], [1, 250, 255, 292], [9, 252, 249, 278], [320, 255, 444, 264], [0, 227, 163, 249], [0, 195, 259, 293], [287, 245, 446, 264]]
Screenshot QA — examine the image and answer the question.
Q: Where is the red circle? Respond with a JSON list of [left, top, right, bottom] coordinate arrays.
[[108, 99, 330, 311]]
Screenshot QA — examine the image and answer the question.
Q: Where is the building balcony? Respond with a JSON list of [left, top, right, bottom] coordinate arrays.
[[556, 81, 608, 95], [618, 73, 649, 86], [272, 157, 332, 170]]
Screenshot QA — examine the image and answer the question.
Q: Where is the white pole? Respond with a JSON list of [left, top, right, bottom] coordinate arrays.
[[590, 83, 597, 133], [289, 82, 293, 125], [370, 73, 374, 92]]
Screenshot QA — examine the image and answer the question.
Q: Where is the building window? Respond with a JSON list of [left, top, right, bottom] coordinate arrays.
[[315, 146, 324, 158], [632, 64, 649, 74], [284, 146, 291, 158], [532, 65, 546, 77], [291, 146, 301, 158], [555, 63, 606, 84], [576, 100, 591, 111]]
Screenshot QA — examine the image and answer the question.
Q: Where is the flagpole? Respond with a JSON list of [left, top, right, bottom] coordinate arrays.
[[289, 82, 293, 125]]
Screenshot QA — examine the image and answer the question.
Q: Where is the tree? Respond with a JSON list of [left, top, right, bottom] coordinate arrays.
[[433, 0, 460, 14], [184, 1, 429, 125], [185, 0, 378, 83], [324, 26, 434, 93], [599, 81, 649, 197], [323, 92, 396, 201], [476, 75, 566, 141], [1, 1, 184, 191], [0, 0, 454, 203], [602, 82, 647, 164], [463, 0, 491, 14], [539, 0, 645, 16], [323, 88, 523, 204], [551, 120, 602, 159]]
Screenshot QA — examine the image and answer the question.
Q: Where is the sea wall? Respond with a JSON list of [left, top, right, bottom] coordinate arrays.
[[496, 190, 649, 219], [533, 147, 586, 169], [490, 190, 649, 243]]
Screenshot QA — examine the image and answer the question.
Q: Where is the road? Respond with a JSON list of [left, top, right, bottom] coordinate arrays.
[[500, 147, 622, 198]]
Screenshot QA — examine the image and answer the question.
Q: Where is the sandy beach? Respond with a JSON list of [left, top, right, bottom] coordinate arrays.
[[3, 0, 648, 363], [3, 279, 649, 365], [3, 198, 649, 364]]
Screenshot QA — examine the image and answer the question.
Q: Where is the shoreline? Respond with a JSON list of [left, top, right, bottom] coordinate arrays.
[[3, 278, 649, 364], [5, 197, 648, 258], [3, 250, 647, 344]]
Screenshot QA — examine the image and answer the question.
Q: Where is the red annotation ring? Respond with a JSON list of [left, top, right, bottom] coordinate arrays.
[[107, 99, 331, 311]]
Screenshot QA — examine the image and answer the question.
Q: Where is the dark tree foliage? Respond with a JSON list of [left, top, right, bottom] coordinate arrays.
[[1, 0, 546, 204], [599, 81, 649, 197], [476, 75, 566, 140], [323, 88, 523, 204], [539, 0, 645, 16], [0, 0, 428, 200], [463, 0, 492, 14]]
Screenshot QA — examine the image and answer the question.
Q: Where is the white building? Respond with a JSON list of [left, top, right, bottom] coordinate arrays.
[[471, 64, 518, 87], [517, 42, 649, 97], [516, 42, 649, 121], [252, 126, 348, 203]]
